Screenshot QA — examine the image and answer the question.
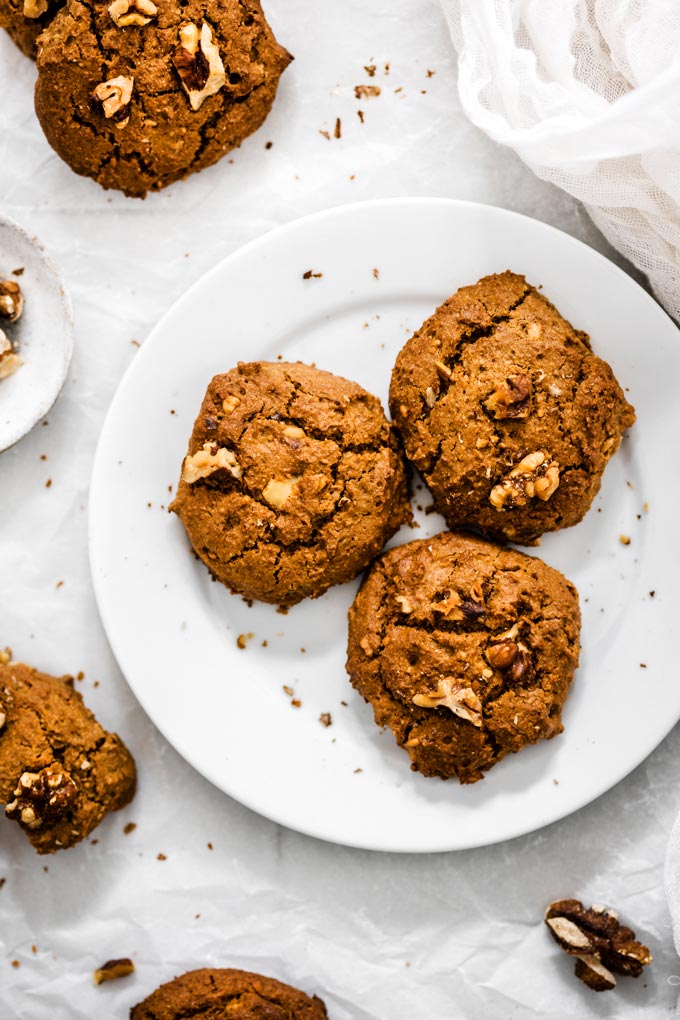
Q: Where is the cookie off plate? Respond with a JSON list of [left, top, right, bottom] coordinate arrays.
[[89, 198, 678, 852]]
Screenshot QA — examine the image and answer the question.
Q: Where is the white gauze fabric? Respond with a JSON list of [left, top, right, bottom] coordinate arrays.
[[439, 0, 680, 322]]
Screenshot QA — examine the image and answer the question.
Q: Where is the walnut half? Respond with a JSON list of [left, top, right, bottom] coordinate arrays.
[[23, 0, 48, 18], [489, 450, 560, 509], [108, 0, 157, 27], [413, 678, 482, 727], [5, 767, 78, 830], [90, 76, 135, 129], [182, 442, 243, 484], [545, 899, 652, 992], [0, 280, 24, 324], [172, 22, 226, 112], [0, 329, 22, 381]]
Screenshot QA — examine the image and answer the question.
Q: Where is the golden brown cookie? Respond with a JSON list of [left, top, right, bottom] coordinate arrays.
[[34, 0, 291, 197], [0, 0, 61, 58], [131, 968, 328, 1020], [346, 531, 581, 784], [0, 657, 136, 853], [389, 271, 635, 545], [170, 361, 412, 607]]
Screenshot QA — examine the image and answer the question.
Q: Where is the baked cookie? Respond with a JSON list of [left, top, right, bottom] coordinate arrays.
[[389, 271, 635, 545], [131, 968, 328, 1020], [0, 0, 61, 59], [346, 531, 580, 784], [34, 0, 291, 197], [0, 655, 136, 853], [170, 361, 412, 607]]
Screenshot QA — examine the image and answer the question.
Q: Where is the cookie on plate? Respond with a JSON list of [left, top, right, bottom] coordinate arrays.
[[0, 0, 61, 58], [34, 0, 291, 197], [346, 531, 580, 784], [170, 361, 412, 607], [389, 271, 635, 545], [0, 654, 136, 853], [131, 968, 328, 1019]]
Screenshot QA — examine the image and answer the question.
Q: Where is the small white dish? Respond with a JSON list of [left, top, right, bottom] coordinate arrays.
[[90, 198, 679, 852], [0, 212, 74, 452]]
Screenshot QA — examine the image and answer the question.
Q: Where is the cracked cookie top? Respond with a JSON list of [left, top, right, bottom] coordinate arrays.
[[170, 361, 412, 607], [131, 968, 328, 1020], [389, 271, 636, 545], [0, 659, 136, 853], [346, 531, 581, 784], [34, 0, 291, 196]]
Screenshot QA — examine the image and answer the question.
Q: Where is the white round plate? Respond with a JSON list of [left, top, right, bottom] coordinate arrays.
[[0, 213, 74, 452], [90, 198, 679, 853]]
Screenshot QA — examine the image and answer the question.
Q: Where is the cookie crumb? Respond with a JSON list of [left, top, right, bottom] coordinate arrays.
[[357, 110, 364, 123], [94, 958, 135, 985], [640, 663, 647, 668], [373, 268, 380, 280], [45, 479, 52, 488], [302, 270, 323, 280], [354, 84, 380, 99], [11, 960, 20, 968], [291, 698, 301, 708], [236, 634, 247, 649], [207, 842, 213, 850], [649, 590, 655, 598], [265, 141, 273, 149], [353, 768, 363, 774], [282, 685, 294, 696], [619, 534, 631, 546], [364, 64, 376, 77], [123, 822, 136, 835], [157, 852, 167, 861], [318, 129, 330, 141], [319, 713, 332, 727], [334, 117, 341, 139], [426, 69, 435, 77]]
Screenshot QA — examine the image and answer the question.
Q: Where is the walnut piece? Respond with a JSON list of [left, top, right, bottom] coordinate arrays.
[[23, 0, 47, 17], [486, 639, 530, 680], [262, 475, 300, 509], [413, 678, 483, 727], [0, 329, 22, 381], [182, 442, 242, 484], [90, 76, 134, 128], [222, 394, 241, 414], [108, 0, 157, 26], [484, 373, 532, 420], [489, 450, 560, 509], [0, 280, 24, 324], [94, 958, 135, 985], [545, 898, 652, 992], [172, 22, 226, 112], [5, 767, 78, 830]]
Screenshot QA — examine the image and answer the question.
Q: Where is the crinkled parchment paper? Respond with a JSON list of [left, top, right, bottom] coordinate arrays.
[[0, 1, 678, 1016]]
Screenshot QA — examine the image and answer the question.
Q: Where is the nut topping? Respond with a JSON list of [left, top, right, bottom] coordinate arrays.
[[0, 280, 24, 323], [484, 374, 532, 420], [413, 678, 482, 727], [94, 958, 135, 985], [262, 475, 300, 509], [23, 0, 48, 17], [424, 386, 436, 408], [5, 767, 78, 830], [172, 21, 226, 111], [182, 442, 242, 483], [545, 898, 652, 992], [486, 640, 519, 670], [394, 594, 413, 614], [489, 450, 560, 509], [222, 394, 241, 414], [108, 0, 157, 26], [0, 329, 22, 381], [90, 76, 134, 128]]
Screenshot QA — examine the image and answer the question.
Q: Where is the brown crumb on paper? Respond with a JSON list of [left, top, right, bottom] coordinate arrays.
[[619, 535, 631, 546], [157, 852, 167, 861], [320, 713, 332, 727], [302, 270, 323, 280], [364, 64, 376, 77], [354, 85, 381, 99], [123, 822, 136, 835], [334, 117, 342, 139], [94, 958, 135, 985]]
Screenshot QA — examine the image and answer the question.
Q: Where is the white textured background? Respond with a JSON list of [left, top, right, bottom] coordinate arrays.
[[0, 1, 677, 1017]]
